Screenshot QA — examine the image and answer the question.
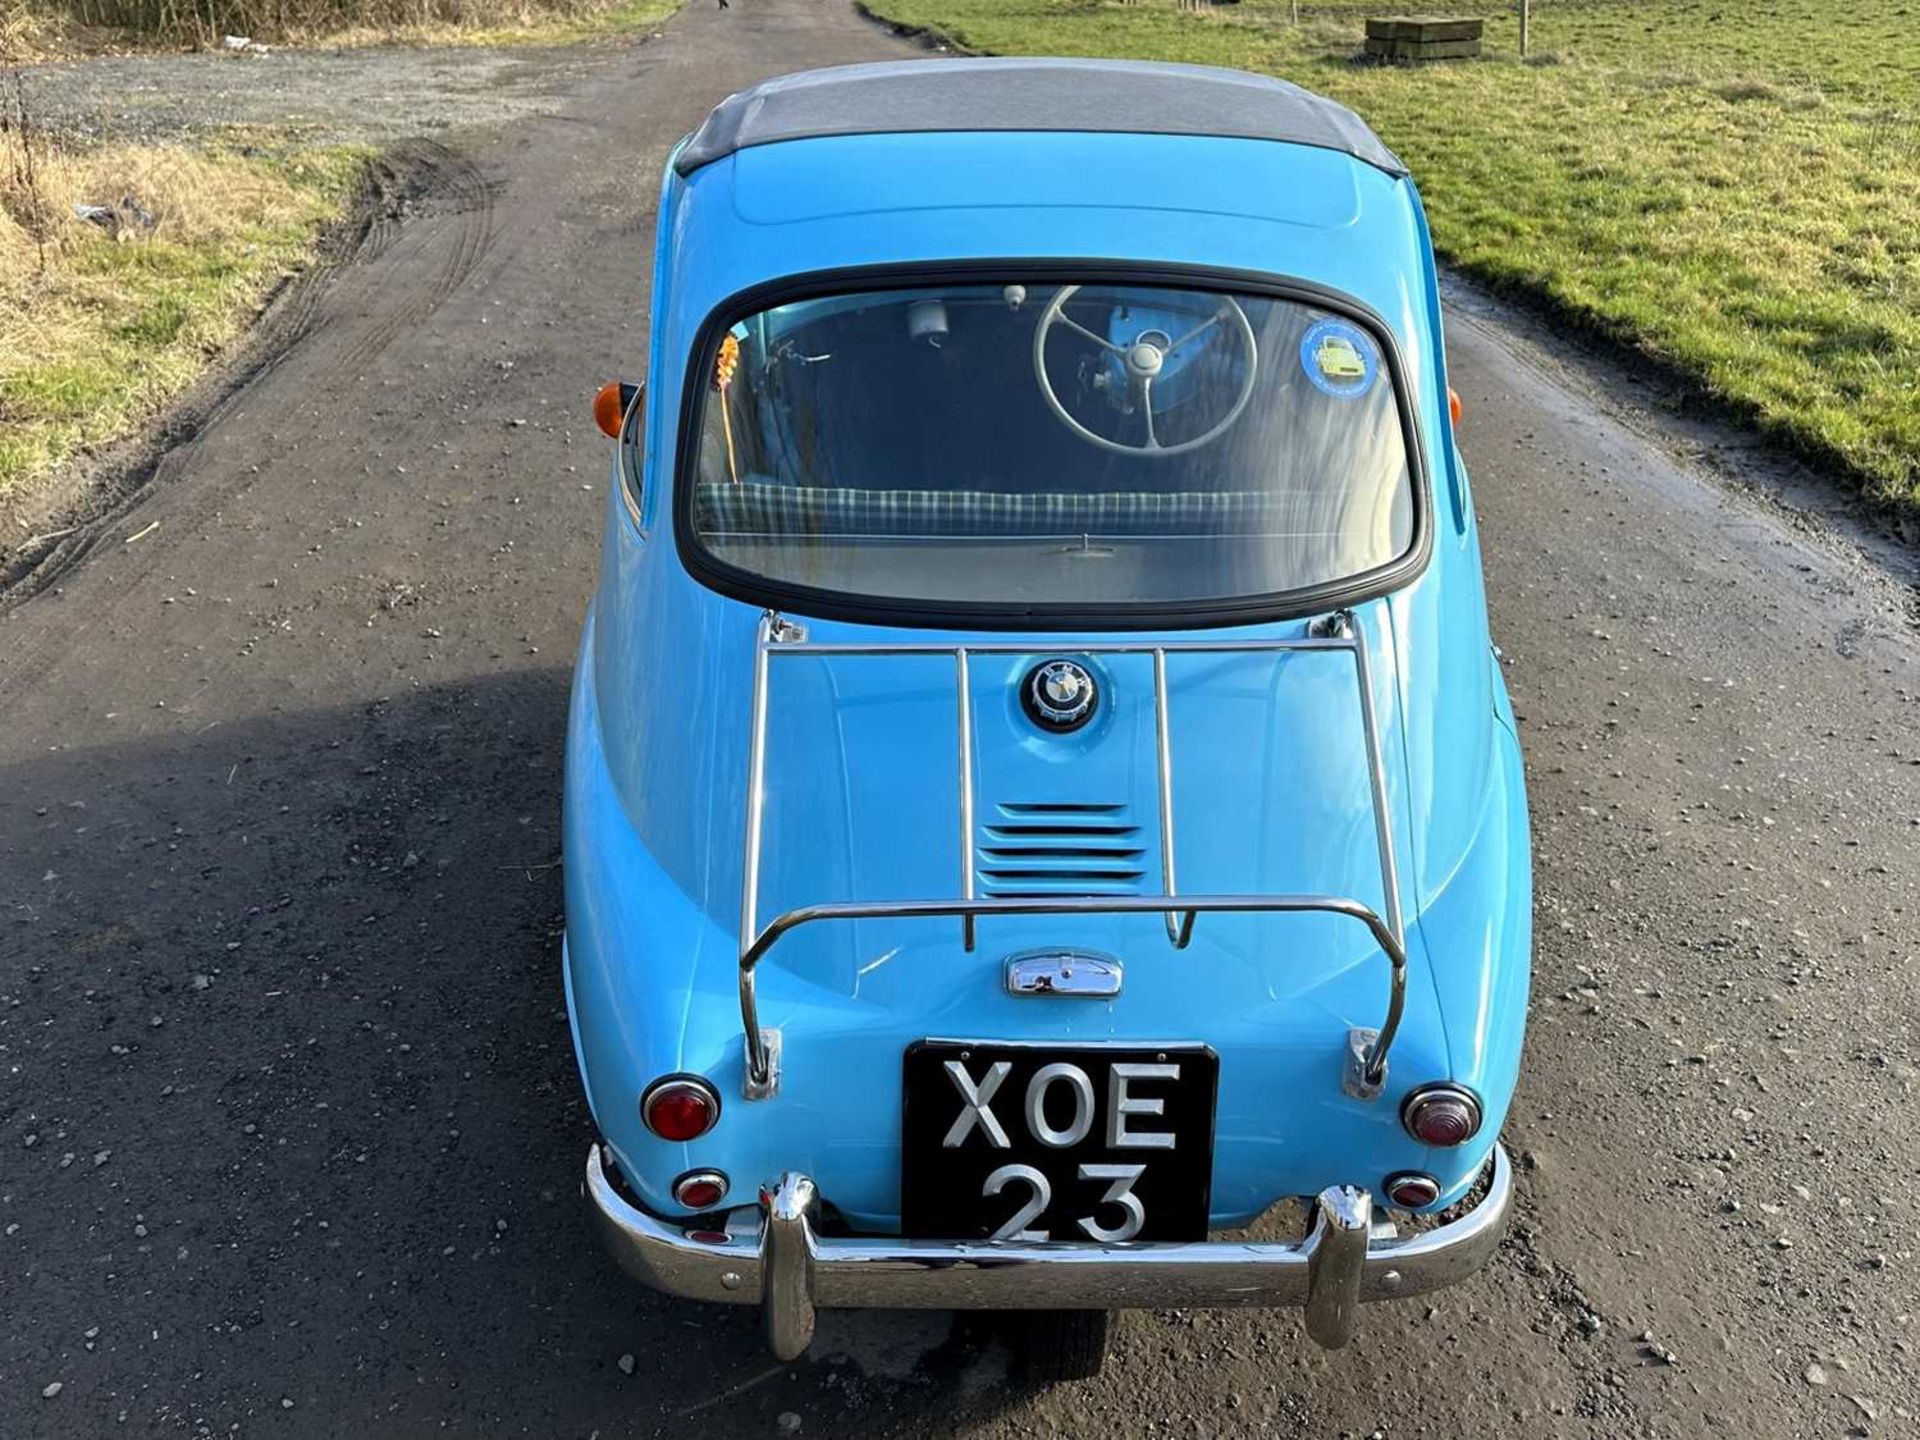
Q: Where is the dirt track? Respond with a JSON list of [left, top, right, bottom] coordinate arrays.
[[3, 3, 1917, 1436], [22, 40, 632, 145]]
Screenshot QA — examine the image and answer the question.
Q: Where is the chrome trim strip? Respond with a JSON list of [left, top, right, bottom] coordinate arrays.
[[1152, 646, 1190, 947], [741, 613, 774, 965], [739, 611, 777, 1098], [735, 614, 1409, 1097], [758, 638, 1360, 656], [956, 648, 975, 954], [617, 381, 647, 532], [584, 1145, 1513, 1352]]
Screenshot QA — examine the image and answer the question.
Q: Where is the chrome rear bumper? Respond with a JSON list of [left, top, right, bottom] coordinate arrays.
[[584, 1143, 1512, 1360]]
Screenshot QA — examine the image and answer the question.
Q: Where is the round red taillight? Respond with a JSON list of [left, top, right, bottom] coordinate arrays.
[[1401, 1084, 1482, 1148], [1384, 1171, 1441, 1209], [672, 1169, 729, 1211], [641, 1077, 719, 1142]]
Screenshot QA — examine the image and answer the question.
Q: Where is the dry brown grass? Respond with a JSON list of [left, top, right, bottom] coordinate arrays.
[[1, 117, 362, 498], [0, 0, 677, 511], [11, 0, 665, 50], [2, 135, 275, 279]]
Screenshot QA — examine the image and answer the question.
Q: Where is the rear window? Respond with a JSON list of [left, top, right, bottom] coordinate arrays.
[[683, 279, 1418, 617]]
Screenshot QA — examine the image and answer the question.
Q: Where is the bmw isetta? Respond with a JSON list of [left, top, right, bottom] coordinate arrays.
[[567, 58, 1530, 1378]]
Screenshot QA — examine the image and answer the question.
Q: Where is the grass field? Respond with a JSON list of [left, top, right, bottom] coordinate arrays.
[[0, 137, 365, 505], [863, 0, 1920, 516]]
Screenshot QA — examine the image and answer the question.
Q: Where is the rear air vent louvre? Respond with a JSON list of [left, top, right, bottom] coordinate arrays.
[[978, 802, 1146, 896]]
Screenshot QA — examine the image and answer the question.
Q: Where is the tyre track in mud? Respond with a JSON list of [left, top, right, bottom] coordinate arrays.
[[312, 143, 499, 388], [2, 6, 1916, 1439], [0, 142, 496, 699]]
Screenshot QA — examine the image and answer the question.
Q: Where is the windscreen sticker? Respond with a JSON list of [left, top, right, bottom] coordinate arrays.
[[1299, 318, 1379, 399]]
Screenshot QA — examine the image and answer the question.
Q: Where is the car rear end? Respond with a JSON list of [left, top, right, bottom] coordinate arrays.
[[564, 58, 1530, 1366]]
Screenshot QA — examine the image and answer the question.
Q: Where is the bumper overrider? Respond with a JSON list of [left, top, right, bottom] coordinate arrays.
[[584, 1142, 1513, 1359]]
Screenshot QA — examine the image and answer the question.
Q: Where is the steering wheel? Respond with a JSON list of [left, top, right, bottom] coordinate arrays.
[[1033, 286, 1259, 457]]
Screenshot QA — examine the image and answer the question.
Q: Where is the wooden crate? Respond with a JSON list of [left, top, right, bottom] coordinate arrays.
[[1364, 15, 1484, 61]]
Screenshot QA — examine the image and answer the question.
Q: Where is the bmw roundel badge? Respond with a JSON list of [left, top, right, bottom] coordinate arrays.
[[1021, 659, 1100, 733]]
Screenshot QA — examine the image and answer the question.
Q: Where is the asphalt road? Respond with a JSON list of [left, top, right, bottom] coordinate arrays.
[[4, 3, 1917, 1436]]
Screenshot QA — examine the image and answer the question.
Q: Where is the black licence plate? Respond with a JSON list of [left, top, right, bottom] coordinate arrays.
[[901, 1041, 1218, 1242]]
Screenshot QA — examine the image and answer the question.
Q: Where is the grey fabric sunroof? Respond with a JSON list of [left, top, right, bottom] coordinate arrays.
[[675, 57, 1408, 179]]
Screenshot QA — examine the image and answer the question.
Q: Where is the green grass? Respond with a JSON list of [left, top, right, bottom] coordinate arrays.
[[1, 143, 368, 503], [863, 0, 1920, 514]]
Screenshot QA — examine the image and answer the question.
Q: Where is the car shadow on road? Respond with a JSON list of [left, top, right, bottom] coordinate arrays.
[[0, 667, 1034, 1437]]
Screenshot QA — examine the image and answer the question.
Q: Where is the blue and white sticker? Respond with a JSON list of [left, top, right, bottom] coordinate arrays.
[[1298, 318, 1379, 399]]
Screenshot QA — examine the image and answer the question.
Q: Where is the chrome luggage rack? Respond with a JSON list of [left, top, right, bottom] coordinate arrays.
[[737, 610, 1408, 1102]]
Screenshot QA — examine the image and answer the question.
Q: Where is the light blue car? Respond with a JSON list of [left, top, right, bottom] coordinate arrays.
[[567, 57, 1530, 1379]]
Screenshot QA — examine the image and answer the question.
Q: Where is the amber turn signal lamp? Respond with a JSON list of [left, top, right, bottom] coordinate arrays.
[[593, 381, 627, 439], [1448, 386, 1463, 426]]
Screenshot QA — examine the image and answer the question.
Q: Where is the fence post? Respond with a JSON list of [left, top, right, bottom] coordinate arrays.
[[1520, 0, 1531, 57]]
